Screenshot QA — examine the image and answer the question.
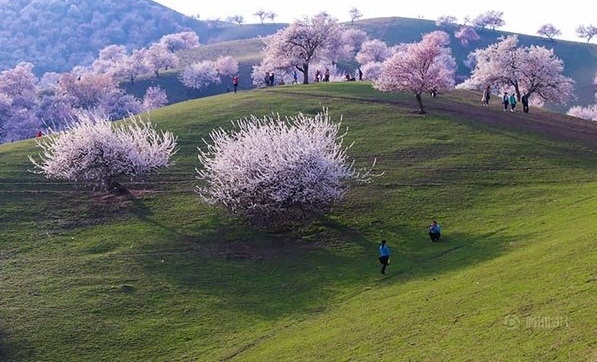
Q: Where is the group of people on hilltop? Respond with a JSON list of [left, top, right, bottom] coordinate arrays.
[[313, 69, 331, 82], [264, 71, 276, 87], [482, 86, 529, 113], [255, 67, 365, 86]]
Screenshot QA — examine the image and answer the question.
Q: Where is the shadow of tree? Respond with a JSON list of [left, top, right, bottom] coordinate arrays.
[[0, 327, 31, 362], [128, 208, 516, 321]]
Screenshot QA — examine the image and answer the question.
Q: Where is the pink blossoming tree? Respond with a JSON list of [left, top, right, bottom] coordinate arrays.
[[567, 73, 597, 120], [454, 26, 480, 47], [537, 24, 562, 42], [460, 35, 576, 108], [258, 12, 348, 85], [374, 31, 456, 114]]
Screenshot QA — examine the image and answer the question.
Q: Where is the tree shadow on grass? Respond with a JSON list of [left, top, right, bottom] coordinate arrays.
[[389, 230, 509, 272], [129, 210, 520, 321], [0, 327, 31, 362]]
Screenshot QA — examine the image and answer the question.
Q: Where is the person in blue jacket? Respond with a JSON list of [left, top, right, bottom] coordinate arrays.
[[429, 220, 442, 242], [378, 240, 391, 274]]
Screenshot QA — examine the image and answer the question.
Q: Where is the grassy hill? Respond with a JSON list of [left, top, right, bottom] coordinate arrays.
[[124, 17, 597, 113], [1, 82, 596, 361]]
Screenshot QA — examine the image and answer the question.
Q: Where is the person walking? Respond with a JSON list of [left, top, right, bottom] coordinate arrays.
[[378, 240, 391, 274], [502, 91, 509, 111], [482, 85, 491, 106], [509, 93, 517, 112]]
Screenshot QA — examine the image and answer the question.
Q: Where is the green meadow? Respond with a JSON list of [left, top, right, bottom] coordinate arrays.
[[1, 82, 595, 361]]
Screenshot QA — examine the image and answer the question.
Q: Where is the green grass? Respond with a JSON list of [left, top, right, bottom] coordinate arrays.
[[1, 82, 596, 361]]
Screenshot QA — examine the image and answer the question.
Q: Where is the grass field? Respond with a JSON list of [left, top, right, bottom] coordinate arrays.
[[1, 82, 596, 361]]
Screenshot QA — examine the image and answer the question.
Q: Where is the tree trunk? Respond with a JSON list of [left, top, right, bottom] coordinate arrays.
[[109, 181, 129, 195], [416, 93, 426, 114], [301, 63, 309, 84]]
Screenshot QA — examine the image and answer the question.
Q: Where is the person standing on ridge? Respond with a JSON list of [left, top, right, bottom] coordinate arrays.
[[509, 93, 517, 112], [232, 75, 239, 93], [378, 240, 391, 275], [521, 93, 529, 113], [502, 91, 509, 111], [482, 85, 491, 106]]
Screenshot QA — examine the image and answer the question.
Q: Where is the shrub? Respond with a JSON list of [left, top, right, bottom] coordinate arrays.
[[29, 112, 177, 193], [196, 108, 375, 224]]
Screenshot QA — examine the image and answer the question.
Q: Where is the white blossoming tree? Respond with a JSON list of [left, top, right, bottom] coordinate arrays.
[[180, 56, 239, 90], [196, 109, 374, 224], [29, 112, 177, 193]]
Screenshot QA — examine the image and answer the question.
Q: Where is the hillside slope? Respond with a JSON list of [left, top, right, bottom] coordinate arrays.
[[125, 17, 597, 112], [0, 0, 282, 74], [0, 83, 595, 361], [1, 0, 595, 110]]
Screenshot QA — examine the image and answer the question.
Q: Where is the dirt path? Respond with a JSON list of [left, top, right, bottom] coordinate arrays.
[[433, 99, 597, 150], [274, 88, 597, 151]]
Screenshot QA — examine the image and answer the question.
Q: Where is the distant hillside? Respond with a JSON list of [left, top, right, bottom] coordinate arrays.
[[2, 1, 595, 110], [351, 17, 597, 109], [147, 17, 597, 111], [0, 0, 283, 75]]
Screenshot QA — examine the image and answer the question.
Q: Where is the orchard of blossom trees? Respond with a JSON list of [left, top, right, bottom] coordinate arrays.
[[6, 9, 597, 144], [0, 31, 229, 144]]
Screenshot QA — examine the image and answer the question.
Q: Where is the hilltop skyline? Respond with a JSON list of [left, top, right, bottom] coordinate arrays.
[[153, 0, 594, 42]]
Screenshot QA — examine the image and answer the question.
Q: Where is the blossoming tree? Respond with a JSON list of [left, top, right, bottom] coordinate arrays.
[[258, 12, 349, 85], [454, 26, 480, 47], [179, 56, 239, 90], [374, 31, 456, 114], [567, 73, 597, 120], [537, 24, 562, 42], [29, 112, 177, 193], [196, 109, 374, 224], [460, 35, 576, 108]]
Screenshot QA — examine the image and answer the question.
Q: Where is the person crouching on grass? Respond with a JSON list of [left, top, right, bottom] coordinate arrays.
[[429, 220, 442, 242]]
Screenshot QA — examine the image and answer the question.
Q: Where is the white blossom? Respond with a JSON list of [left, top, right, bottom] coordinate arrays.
[[196, 108, 375, 223], [29, 112, 177, 192]]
